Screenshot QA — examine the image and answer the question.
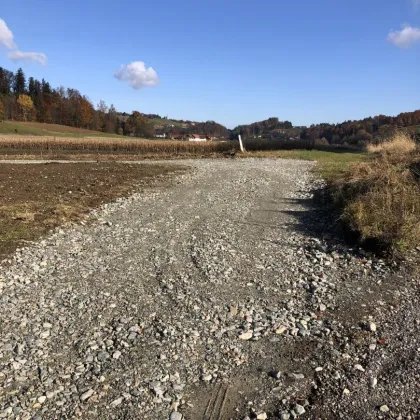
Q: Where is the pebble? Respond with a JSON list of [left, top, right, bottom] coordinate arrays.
[[239, 331, 253, 340], [110, 397, 123, 407], [354, 364, 365, 372], [368, 322, 377, 332], [170, 412, 183, 420], [113, 350, 122, 360], [295, 404, 306, 415], [275, 326, 287, 334], [80, 389, 94, 402], [380, 405, 390, 413], [371, 377, 378, 389], [289, 373, 305, 380]]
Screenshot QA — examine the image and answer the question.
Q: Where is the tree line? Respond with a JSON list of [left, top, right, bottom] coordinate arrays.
[[300, 111, 420, 146], [0, 66, 155, 137]]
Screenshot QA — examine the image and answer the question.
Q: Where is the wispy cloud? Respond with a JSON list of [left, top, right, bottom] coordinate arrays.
[[8, 50, 47, 65], [387, 24, 420, 48], [0, 17, 47, 65], [114, 61, 159, 89], [0, 18, 16, 49]]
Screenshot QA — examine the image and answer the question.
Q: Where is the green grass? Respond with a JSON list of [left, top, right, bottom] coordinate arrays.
[[245, 149, 367, 181], [0, 121, 126, 138]]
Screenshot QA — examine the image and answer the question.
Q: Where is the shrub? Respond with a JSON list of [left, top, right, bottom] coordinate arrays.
[[366, 132, 416, 155], [314, 137, 330, 147]]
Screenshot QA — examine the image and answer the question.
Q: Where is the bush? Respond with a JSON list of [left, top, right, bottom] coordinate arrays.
[[314, 137, 330, 147], [366, 132, 416, 155]]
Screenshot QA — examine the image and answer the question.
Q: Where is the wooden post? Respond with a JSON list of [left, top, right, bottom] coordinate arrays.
[[238, 135, 245, 153]]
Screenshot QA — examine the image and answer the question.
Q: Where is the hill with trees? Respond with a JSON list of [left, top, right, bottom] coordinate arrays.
[[231, 117, 295, 140], [300, 111, 420, 146]]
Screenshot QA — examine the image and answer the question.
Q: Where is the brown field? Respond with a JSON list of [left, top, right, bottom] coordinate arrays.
[[0, 162, 186, 259], [0, 135, 236, 155], [0, 135, 320, 159]]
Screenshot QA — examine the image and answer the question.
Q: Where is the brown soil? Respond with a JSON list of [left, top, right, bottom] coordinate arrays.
[[0, 162, 186, 259]]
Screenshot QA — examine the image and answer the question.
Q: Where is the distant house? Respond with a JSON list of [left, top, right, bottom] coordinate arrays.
[[154, 132, 166, 138], [188, 134, 208, 142]]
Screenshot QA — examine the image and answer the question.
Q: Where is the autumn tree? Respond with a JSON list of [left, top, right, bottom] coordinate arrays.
[[106, 104, 118, 134], [80, 96, 94, 128], [17, 94, 35, 121], [96, 100, 108, 132], [125, 111, 154, 137], [125, 111, 145, 135]]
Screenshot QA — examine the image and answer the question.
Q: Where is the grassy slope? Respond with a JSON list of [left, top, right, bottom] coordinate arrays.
[[148, 118, 187, 128], [0, 121, 125, 138]]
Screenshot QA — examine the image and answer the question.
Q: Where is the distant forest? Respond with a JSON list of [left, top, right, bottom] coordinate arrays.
[[1, 65, 418, 142], [300, 111, 420, 145]]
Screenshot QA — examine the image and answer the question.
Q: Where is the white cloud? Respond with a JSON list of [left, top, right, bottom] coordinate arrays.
[[0, 18, 16, 49], [7, 50, 47, 65], [114, 61, 159, 89], [0, 18, 47, 65], [387, 24, 420, 48]]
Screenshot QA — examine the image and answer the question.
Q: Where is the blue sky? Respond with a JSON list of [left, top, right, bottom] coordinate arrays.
[[0, 0, 419, 128]]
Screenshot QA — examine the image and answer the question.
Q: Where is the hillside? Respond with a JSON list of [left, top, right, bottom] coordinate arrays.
[[300, 109, 420, 146], [0, 121, 125, 138], [231, 117, 299, 140]]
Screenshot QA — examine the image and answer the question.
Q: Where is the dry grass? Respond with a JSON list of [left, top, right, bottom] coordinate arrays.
[[332, 133, 420, 253], [366, 132, 417, 155]]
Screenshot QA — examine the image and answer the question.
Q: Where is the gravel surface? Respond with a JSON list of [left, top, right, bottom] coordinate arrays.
[[0, 158, 418, 419]]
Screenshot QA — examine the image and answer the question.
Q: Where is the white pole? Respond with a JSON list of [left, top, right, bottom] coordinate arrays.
[[238, 135, 245, 152]]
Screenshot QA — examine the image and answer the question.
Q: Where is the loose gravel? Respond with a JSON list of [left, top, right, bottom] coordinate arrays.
[[0, 158, 418, 420]]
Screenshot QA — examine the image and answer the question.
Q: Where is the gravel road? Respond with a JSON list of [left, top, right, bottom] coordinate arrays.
[[0, 158, 418, 420]]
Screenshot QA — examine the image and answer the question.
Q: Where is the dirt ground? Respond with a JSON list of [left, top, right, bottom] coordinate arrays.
[[0, 162, 186, 259]]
